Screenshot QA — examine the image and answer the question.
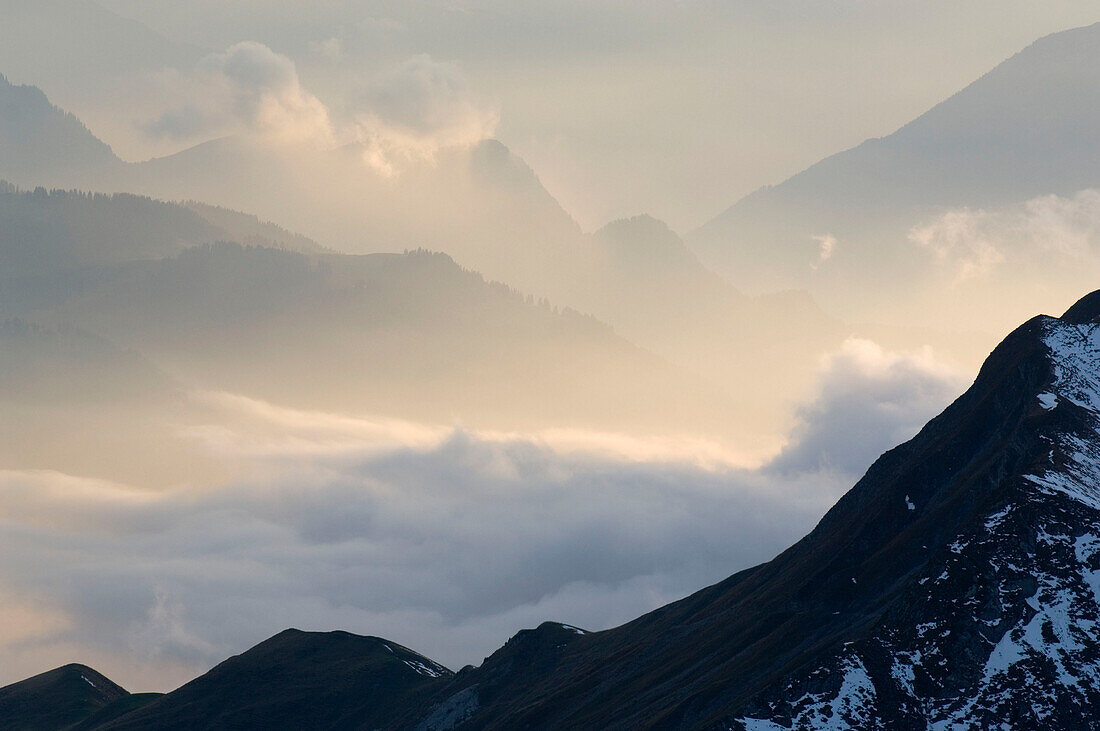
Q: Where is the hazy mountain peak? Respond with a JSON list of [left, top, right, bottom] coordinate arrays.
[[594, 213, 700, 270]]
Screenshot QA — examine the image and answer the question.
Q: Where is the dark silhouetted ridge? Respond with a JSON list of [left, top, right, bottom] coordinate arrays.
[[0, 663, 128, 730], [1060, 288, 1100, 324], [97, 629, 452, 730]]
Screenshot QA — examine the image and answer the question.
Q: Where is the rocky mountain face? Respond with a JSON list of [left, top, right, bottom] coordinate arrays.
[[11, 290, 1100, 728]]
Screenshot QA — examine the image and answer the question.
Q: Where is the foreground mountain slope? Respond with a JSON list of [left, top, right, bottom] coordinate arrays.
[[97, 630, 452, 731], [0, 664, 132, 731], [390, 288, 1100, 728]]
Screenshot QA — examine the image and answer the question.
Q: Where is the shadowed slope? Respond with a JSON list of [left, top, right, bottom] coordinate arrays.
[[0, 664, 129, 731], [98, 630, 451, 731]]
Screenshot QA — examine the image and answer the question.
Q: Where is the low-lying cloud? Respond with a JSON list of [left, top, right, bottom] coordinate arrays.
[[909, 188, 1100, 282], [769, 338, 968, 475], [0, 339, 966, 693]]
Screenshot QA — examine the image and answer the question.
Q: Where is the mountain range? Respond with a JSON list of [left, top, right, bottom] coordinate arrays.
[[0, 183, 754, 450], [8, 290, 1100, 728], [6, 8, 1100, 728], [689, 22, 1100, 332], [0, 72, 848, 448]]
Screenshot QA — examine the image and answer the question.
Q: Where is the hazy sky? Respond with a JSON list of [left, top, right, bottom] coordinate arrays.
[[70, 0, 1100, 231], [4, 0, 1100, 695]]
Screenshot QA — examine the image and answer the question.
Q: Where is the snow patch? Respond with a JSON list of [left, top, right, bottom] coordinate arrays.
[[738, 653, 879, 730], [404, 658, 447, 678]]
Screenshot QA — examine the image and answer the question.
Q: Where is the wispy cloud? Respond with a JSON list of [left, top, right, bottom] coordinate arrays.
[[144, 41, 335, 147], [143, 43, 497, 175], [909, 189, 1100, 282]]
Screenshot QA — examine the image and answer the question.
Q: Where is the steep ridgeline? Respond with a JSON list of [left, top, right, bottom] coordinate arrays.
[[96, 630, 451, 731], [0, 663, 158, 731], [391, 287, 1100, 728], [688, 22, 1100, 324]]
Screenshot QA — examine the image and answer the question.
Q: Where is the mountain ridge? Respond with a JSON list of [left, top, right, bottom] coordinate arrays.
[[687, 21, 1100, 327]]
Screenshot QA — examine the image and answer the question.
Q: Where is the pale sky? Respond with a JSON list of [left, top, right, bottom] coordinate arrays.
[[71, 1, 1100, 231]]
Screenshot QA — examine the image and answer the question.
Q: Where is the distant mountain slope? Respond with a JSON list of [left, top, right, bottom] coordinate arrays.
[[0, 76, 584, 303], [0, 0, 199, 146], [581, 216, 845, 431], [180, 200, 329, 254], [0, 663, 130, 731], [0, 318, 169, 404], [0, 177, 750, 440], [97, 630, 451, 731], [42, 243, 744, 436], [40, 289, 1100, 729], [689, 22, 1100, 322], [0, 77, 849, 446], [0, 77, 123, 189], [0, 180, 755, 473], [0, 183, 325, 316], [128, 136, 588, 302]]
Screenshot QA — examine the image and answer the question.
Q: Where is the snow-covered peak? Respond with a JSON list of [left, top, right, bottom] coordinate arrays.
[[1041, 316, 1100, 413]]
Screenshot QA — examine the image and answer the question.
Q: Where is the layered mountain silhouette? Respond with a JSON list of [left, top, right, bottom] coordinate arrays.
[[0, 182, 749, 448], [0, 80, 842, 446], [0, 73, 585, 298], [0, 76, 122, 189], [689, 22, 1100, 325], [12, 289, 1100, 728], [582, 215, 843, 418]]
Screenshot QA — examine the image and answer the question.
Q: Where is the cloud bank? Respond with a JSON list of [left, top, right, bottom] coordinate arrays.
[[0, 339, 965, 692], [771, 338, 968, 475]]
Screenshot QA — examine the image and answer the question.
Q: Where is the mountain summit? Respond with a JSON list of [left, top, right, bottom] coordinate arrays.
[[10, 289, 1100, 728]]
